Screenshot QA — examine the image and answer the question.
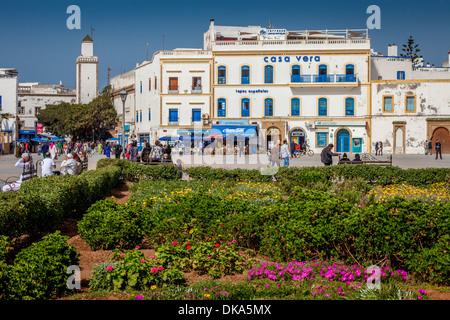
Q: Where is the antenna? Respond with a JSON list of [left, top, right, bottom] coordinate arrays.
[[146, 43, 149, 61], [107, 67, 111, 86], [162, 35, 165, 51], [269, 20, 273, 29], [90, 27, 95, 39]]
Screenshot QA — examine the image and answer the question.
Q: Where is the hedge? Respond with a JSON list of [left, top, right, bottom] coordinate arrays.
[[96, 158, 180, 181], [0, 166, 121, 238], [185, 165, 450, 187]]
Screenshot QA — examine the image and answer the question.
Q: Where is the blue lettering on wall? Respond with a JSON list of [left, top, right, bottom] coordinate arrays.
[[263, 56, 320, 62]]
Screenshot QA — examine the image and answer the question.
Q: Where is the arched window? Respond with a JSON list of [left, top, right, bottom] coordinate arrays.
[[264, 98, 273, 117], [318, 64, 328, 82], [218, 66, 226, 84], [241, 98, 250, 117], [241, 65, 250, 84], [217, 98, 226, 117], [345, 97, 355, 116], [264, 65, 273, 83], [318, 98, 327, 116], [291, 98, 300, 116], [291, 65, 301, 82]]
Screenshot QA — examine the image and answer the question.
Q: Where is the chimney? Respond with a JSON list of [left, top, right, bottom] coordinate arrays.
[[210, 18, 215, 41], [388, 43, 398, 56]]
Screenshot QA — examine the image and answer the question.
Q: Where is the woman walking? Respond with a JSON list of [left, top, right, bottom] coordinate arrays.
[[280, 139, 291, 167]]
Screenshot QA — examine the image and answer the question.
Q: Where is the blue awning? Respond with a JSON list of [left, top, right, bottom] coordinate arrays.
[[209, 125, 257, 138]]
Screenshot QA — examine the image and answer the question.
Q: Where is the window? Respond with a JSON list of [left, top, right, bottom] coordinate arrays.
[[169, 109, 178, 123], [192, 108, 202, 122], [139, 110, 142, 122], [136, 111, 139, 122], [241, 65, 250, 84], [397, 71, 405, 80], [345, 97, 355, 116], [316, 132, 328, 147], [149, 78, 151, 91], [264, 65, 273, 84], [169, 77, 178, 91], [346, 64, 355, 75], [18, 106, 25, 114], [264, 98, 273, 117], [291, 65, 301, 82], [319, 64, 327, 74], [155, 76, 157, 90], [148, 108, 151, 121], [218, 66, 226, 84], [217, 98, 226, 117], [34, 106, 41, 115], [291, 98, 300, 116], [406, 96, 416, 112], [192, 77, 202, 90], [318, 98, 328, 116], [0, 95, 2, 111], [140, 81, 142, 93], [383, 96, 393, 112], [241, 98, 250, 117]]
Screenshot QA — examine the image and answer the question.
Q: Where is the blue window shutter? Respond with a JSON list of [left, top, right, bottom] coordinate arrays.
[[345, 98, 355, 116], [241, 98, 250, 117], [218, 98, 226, 117], [241, 65, 250, 84], [264, 65, 273, 83], [265, 98, 273, 116], [318, 98, 327, 116], [291, 98, 300, 116], [218, 66, 226, 84]]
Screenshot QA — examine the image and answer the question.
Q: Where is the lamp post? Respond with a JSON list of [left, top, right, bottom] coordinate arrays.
[[119, 89, 128, 148]]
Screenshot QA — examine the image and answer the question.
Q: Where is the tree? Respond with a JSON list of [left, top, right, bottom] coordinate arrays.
[[401, 35, 423, 66], [36, 87, 118, 140]]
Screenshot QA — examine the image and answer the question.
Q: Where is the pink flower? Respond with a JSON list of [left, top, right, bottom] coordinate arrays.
[[120, 242, 123, 245], [418, 295, 422, 300], [120, 253, 125, 257], [151, 268, 158, 273], [141, 259, 145, 263], [187, 245, 192, 249], [135, 295, 144, 300], [136, 245, 140, 249], [106, 265, 114, 272], [207, 257, 211, 260], [158, 266, 163, 271], [215, 243, 220, 247], [173, 241, 178, 246]]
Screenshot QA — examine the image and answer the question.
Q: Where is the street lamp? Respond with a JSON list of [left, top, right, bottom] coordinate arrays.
[[119, 89, 128, 148]]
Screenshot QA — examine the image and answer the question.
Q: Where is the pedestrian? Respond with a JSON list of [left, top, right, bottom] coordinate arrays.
[[270, 140, 280, 167], [150, 140, 163, 162], [320, 143, 340, 166], [41, 152, 56, 177], [37, 143, 42, 156], [280, 139, 291, 167], [49, 141, 57, 160], [78, 150, 89, 172], [375, 141, 379, 155], [424, 140, 429, 155], [0, 141, 3, 155], [428, 139, 433, 155], [104, 142, 111, 158], [129, 140, 139, 162], [72, 152, 83, 174], [290, 140, 295, 157], [114, 143, 123, 159], [435, 139, 442, 160], [379, 141, 383, 156], [42, 142, 49, 158], [2, 153, 35, 192], [97, 142, 103, 155], [60, 153, 78, 176]]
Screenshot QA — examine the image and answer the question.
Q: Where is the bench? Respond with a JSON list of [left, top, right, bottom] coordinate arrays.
[[338, 154, 392, 166]]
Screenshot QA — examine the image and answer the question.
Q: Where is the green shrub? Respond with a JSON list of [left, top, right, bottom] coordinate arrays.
[[78, 199, 149, 250], [92, 248, 185, 292], [0, 236, 13, 262], [2, 231, 79, 300]]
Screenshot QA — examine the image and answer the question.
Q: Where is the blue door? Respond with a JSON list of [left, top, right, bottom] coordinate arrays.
[[336, 129, 350, 153]]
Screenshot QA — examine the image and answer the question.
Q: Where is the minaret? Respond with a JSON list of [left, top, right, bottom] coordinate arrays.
[[76, 34, 98, 104]]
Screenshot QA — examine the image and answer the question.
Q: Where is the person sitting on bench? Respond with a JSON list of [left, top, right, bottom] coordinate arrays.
[[2, 153, 34, 192]]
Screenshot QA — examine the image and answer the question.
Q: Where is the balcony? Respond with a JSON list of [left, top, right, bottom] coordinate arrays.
[[191, 86, 202, 94], [168, 121, 179, 126], [290, 74, 358, 86]]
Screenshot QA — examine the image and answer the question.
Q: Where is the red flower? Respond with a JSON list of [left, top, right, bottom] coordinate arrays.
[[187, 242, 191, 245], [187, 245, 192, 249], [173, 241, 178, 246], [215, 243, 220, 248]]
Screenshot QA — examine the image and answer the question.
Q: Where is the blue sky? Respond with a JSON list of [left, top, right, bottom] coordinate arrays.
[[1, 0, 450, 90]]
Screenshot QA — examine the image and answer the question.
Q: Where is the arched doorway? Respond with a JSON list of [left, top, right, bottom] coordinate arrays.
[[336, 129, 350, 153], [395, 127, 404, 154], [432, 127, 450, 154], [290, 129, 305, 148], [267, 127, 281, 150]]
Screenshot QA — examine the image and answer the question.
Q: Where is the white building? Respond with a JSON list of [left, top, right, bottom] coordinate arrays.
[[0, 68, 18, 148], [110, 20, 450, 154], [17, 82, 76, 138], [76, 34, 99, 104]]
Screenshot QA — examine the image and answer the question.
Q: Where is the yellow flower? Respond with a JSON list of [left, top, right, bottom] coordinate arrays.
[[189, 230, 194, 234], [151, 285, 157, 290], [204, 294, 210, 298]]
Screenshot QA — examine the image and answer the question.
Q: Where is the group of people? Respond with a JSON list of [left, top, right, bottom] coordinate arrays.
[[107, 139, 172, 163], [269, 139, 292, 167], [425, 139, 443, 159], [1, 149, 89, 192]]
